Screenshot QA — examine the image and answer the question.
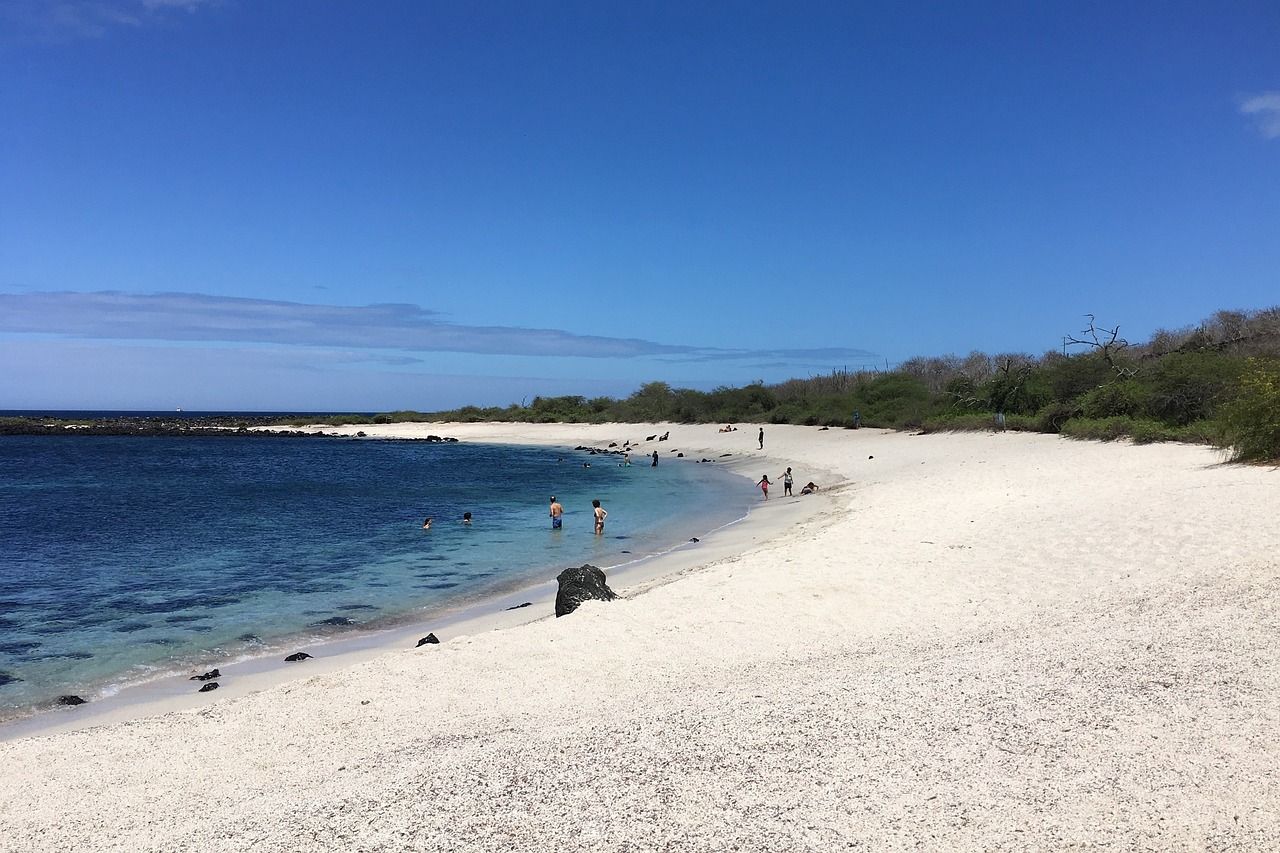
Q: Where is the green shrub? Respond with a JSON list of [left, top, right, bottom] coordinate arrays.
[[1078, 380, 1151, 419], [1060, 417, 1137, 441], [1144, 352, 1243, 425], [1216, 359, 1280, 462], [1033, 401, 1082, 433]]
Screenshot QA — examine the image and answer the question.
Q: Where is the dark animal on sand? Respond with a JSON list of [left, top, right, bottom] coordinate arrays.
[[57, 695, 86, 706], [689, 537, 700, 543], [284, 652, 313, 662], [198, 682, 219, 692], [189, 669, 220, 681], [505, 602, 533, 611], [416, 634, 440, 647], [659, 432, 669, 441], [645, 434, 657, 441], [608, 442, 617, 447]]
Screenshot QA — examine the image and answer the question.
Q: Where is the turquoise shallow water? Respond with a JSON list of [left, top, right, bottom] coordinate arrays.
[[0, 435, 751, 715]]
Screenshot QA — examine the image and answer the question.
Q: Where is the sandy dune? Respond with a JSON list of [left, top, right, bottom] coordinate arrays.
[[1, 423, 1276, 851]]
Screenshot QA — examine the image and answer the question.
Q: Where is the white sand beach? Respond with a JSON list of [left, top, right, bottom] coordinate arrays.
[[1, 423, 1276, 851]]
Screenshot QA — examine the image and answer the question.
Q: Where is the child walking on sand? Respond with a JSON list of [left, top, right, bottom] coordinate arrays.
[[756, 474, 772, 500]]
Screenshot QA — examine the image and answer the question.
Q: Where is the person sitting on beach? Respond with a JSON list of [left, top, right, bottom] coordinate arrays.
[[592, 499, 607, 535], [757, 474, 772, 500], [462, 511, 472, 525], [422, 517, 433, 530], [549, 496, 563, 530], [800, 481, 819, 495]]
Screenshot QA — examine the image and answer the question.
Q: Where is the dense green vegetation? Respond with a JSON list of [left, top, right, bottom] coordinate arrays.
[[317, 307, 1280, 463]]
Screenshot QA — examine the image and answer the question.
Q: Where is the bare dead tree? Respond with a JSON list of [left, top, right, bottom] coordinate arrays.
[[1065, 314, 1138, 378]]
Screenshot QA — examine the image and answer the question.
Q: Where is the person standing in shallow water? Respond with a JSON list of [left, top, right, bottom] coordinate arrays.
[[651, 450, 658, 467], [592, 499, 607, 535], [758, 427, 764, 450], [549, 496, 563, 530]]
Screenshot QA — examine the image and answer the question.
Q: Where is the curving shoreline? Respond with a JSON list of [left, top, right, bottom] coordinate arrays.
[[0, 430, 772, 740], [1, 422, 1276, 850]]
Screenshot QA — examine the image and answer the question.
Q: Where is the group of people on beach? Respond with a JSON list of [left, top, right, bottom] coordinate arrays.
[[755, 466, 819, 500]]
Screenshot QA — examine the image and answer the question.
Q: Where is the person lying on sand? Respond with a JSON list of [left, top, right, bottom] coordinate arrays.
[[800, 482, 819, 495]]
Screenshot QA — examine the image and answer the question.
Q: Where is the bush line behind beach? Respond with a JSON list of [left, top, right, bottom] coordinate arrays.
[[293, 307, 1280, 463]]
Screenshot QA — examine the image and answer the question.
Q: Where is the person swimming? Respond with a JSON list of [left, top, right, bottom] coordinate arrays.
[[422, 517, 433, 530], [462, 511, 472, 525]]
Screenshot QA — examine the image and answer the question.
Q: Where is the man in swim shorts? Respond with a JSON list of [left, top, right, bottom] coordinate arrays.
[[549, 496, 563, 530]]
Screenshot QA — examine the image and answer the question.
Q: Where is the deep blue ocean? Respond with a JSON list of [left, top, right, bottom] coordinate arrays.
[[0, 435, 750, 716]]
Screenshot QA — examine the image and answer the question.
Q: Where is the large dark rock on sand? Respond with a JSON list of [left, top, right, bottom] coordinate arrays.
[[554, 564, 617, 618]]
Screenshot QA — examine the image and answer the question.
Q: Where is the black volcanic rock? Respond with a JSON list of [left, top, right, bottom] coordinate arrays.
[[554, 564, 617, 618], [312, 616, 358, 627]]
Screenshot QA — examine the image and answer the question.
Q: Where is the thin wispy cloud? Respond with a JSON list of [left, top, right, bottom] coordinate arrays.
[[1239, 91, 1280, 140], [0, 291, 878, 365], [0, 0, 215, 42]]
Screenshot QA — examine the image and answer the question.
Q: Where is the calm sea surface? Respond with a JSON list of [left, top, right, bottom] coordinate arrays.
[[0, 436, 750, 716]]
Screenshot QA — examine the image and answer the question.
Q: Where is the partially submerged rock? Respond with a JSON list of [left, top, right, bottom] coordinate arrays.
[[554, 564, 617, 617]]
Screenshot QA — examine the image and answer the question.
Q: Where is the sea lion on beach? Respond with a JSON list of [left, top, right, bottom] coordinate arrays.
[[56, 695, 86, 706], [505, 602, 533, 611], [198, 682, 219, 692], [645, 434, 657, 441], [189, 668, 220, 681], [416, 634, 440, 647], [284, 652, 313, 662]]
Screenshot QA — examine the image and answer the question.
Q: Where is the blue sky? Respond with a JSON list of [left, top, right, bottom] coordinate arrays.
[[2, 1, 1278, 411]]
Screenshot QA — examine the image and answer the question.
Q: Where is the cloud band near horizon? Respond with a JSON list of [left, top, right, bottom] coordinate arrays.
[[0, 290, 877, 364]]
